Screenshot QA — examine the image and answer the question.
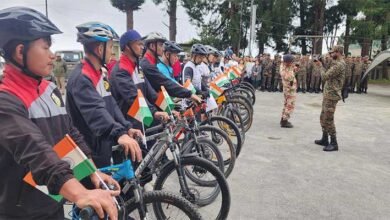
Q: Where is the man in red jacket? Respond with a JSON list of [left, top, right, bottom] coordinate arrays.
[[0, 7, 119, 219]]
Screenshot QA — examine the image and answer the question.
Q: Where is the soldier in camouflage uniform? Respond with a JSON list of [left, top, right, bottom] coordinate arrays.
[[273, 54, 283, 92], [310, 56, 325, 93], [344, 56, 353, 91], [351, 56, 363, 93], [296, 57, 307, 93], [360, 56, 370, 93], [280, 54, 297, 128], [261, 53, 273, 92], [305, 55, 313, 92], [315, 45, 346, 152]]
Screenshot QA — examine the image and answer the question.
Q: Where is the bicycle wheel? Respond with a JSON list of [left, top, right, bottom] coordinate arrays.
[[125, 191, 203, 220], [200, 115, 244, 157], [230, 94, 253, 113], [181, 137, 225, 175], [220, 99, 253, 132], [234, 87, 256, 105], [154, 156, 230, 220], [197, 125, 236, 178]]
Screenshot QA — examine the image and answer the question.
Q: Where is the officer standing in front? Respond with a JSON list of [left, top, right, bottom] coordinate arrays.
[[314, 45, 346, 152]]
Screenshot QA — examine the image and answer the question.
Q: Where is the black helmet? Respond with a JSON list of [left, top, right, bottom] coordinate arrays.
[[0, 7, 62, 49], [191, 44, 208, 56], [163, 41, 183, 53]]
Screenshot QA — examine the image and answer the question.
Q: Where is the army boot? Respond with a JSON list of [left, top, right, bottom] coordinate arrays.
[[280, 119, 293, 128], [323, 135, 338, 152], [314, 131, 329, 146]]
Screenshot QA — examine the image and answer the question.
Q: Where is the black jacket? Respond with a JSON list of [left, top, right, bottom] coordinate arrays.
[[110, 55, 158, 129], [66, 60, 132, 168], [0, 64, 91, 219]]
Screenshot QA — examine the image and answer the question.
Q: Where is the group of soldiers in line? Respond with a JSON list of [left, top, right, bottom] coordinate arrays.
[[244, 53, 371, 94]]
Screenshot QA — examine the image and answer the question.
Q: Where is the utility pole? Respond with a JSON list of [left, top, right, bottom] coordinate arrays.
[[237, 0, 244, 55], [248, 0, 257, 57], [45, 0, 48, 18]]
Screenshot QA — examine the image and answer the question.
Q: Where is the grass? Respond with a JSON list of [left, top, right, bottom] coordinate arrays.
[[368, 79, 390, 85]]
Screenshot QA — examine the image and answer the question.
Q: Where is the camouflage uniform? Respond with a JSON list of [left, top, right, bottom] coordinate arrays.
[[296, 58, 307, 92], [310, 61, 325, 93], [351, 57, 363, 93], [305, 55, 313, 91], [281, 63, 297, 121], [344, 57, 353, 90], [273, 55, 282, 92], [361, 58, 370, 93], [261, 55, 273, 91], [320, 54, 346, 136]]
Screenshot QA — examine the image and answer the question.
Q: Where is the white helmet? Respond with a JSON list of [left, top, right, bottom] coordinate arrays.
[[143, 32, 167, 44]]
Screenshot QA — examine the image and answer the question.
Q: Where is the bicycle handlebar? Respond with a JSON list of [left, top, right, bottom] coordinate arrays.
[[79, 206, 98, 220]]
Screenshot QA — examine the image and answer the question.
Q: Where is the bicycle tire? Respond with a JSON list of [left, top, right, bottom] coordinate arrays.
[[154, 156, 230, 220], [220, 99, 253, 132], [200, 115, 244, 157], [125, 190, 204, 220], [181, 137, 225, 175], [197, 125, 236, 178]]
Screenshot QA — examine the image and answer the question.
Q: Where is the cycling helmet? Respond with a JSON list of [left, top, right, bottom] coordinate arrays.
[[191, 44, 208, 56], [76, 22, 119, 44], [163, 41, 183, 53], [0, 7, 62, 49], [120, 29, 142, 51], [205, 45, 221, 56], [143, 32, 167, 44], [0, 7, 62, 80]]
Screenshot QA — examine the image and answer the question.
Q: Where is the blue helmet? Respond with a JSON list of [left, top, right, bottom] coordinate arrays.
[[76, 22, 119, 44], [120, 29, 142, 51]]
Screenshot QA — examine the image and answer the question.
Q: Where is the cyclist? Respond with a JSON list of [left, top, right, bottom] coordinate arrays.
[[140, 32, 201, 103], [109, 29, 169, 130], [66, 22, 143, 169], [0, 7, 119, 219], [156, 40, 183, 83], [205, 45, 223, 78], [182, 44, 209, 97]]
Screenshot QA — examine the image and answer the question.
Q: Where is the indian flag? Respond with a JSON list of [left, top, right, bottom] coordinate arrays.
[[227, 66, 241, 79], [213, 74, 230, 87], [23, 135, 96, 202], [210, 83, 224, 98], [183, 79, 196, 94], [128, 89, 153, 127], [155, 86, 175, 114]]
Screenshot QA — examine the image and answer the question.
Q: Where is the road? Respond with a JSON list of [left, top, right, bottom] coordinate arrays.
[[227, 84, 390, 220]]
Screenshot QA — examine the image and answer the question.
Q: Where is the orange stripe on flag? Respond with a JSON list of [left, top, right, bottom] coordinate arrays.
[[52, 135, 76, 158], [155, 89, 165, 106], [23, 172, 37, 187], [127, 89, 142, 117]]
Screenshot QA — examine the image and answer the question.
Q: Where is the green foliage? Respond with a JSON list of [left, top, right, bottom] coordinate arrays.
[[110, 0, 145, 12]]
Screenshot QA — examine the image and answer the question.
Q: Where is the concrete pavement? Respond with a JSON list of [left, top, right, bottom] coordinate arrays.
[[227, 84, 390, 220]]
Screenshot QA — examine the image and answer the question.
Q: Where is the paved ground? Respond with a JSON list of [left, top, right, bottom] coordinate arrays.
[[227, 84, 390, 220]]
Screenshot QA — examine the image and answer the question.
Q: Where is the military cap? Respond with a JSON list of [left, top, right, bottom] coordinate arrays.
[[283, 54, 294, 63], [330, 45, 344, 54]]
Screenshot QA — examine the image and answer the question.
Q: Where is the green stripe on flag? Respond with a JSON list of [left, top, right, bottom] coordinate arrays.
[[73, 159, 96, 180]]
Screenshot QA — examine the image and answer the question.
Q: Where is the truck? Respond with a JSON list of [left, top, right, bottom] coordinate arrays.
[[55, 50, 84, 79]]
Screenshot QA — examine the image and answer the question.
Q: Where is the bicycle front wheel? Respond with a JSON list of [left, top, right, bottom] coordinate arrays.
[[125, 190, 203, 220]]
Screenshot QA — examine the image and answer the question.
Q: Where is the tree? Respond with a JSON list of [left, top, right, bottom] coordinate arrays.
[[311, 0, 326, 55], [110, 0, 145, 30], [152, 0, 178, 41]]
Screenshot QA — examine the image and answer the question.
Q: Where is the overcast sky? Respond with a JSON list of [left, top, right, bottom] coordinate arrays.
[[1, 0, 199, 52]]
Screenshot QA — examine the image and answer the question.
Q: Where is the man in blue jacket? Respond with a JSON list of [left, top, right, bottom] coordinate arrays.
[[66, 22, 143, 168], [140, 32, 201, 103]]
